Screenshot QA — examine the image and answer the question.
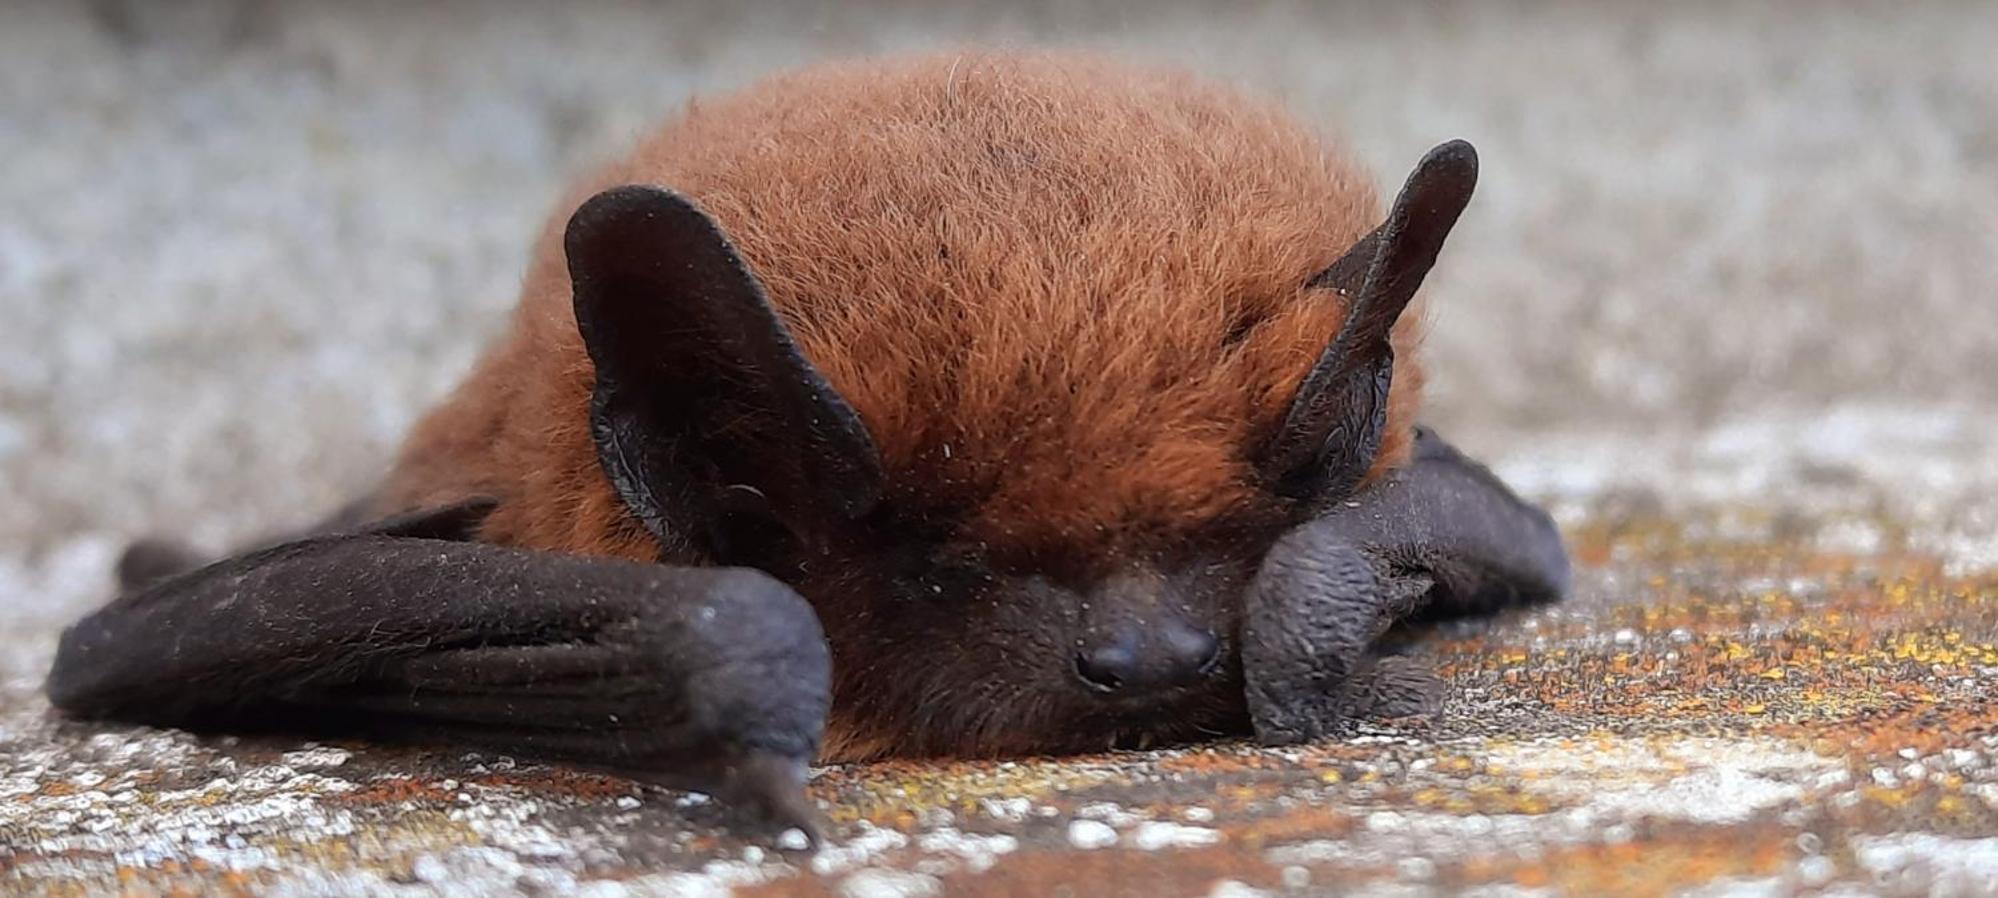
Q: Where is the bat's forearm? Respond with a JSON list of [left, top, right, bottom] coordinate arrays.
[[1242, 428, 1569, 744], [48, 516, 831, 837]]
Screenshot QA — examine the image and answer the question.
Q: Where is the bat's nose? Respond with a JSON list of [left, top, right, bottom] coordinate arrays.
[[1073, 619, 1221, 695]]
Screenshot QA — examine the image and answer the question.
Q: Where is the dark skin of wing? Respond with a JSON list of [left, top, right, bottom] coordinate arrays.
[[48, 500, 831, 840], [45, 141, 1571, 841], [1243, 427, 1569, 744]]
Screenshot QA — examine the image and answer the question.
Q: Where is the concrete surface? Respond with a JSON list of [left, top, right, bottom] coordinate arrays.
[[2, 2, 1995, 896]]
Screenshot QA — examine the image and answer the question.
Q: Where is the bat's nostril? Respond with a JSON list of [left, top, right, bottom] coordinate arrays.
[[1193, 635, 1224, 676], [1075, 646, 1132, 693], [1074, 623, 1220, 696], [1173, 626, 1223, 677]]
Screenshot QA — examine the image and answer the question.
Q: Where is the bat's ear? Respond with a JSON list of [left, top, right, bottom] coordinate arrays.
[[566, 186, 883, 558], [1260, 140, 1478, 502]]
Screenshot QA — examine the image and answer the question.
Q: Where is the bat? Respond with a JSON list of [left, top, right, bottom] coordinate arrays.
[[45, 52, 1568, 840]]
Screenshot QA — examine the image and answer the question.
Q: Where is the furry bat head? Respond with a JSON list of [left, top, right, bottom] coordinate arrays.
[[383, 52, 1477, 761]]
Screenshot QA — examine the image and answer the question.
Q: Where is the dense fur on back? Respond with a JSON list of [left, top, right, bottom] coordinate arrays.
[[381, 51, 1428, 758]]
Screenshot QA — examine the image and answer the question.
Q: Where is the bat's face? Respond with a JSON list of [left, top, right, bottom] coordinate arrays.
[[787, 501, 1288, 759], [566, 141, 1477, 761]]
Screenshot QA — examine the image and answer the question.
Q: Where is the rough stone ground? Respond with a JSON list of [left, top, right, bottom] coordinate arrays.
[[2, 2, 1994, 896]]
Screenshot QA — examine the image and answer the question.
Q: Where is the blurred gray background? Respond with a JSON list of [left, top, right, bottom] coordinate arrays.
[[3, 1, 1995, 629]]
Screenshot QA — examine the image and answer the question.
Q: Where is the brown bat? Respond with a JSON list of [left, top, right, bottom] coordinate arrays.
[[46, 51, 1567, 839]]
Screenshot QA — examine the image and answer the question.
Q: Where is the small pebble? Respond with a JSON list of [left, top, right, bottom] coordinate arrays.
[[1067, 819, 1118, 850], [777, 828, 813, 851], [1131, 821, 1220, 851]]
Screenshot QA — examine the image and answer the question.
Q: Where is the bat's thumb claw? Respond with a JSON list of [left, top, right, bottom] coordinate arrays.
[[115, 537, 208, 592], [722, 750, 824, 849]]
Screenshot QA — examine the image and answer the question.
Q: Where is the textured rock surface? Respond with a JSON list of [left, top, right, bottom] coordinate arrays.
[[3, 2, 1994, 896], [7, 477, 1996, 897]]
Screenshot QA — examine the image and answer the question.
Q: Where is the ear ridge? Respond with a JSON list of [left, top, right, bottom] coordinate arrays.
[[1263, 140, 1478, 500], [566, 186, 883, 548]]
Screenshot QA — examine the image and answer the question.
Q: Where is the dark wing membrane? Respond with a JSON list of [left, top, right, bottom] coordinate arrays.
[[47, 502, 832, 838]]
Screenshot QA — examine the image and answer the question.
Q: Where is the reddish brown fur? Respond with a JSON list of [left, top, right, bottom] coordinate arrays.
[[378, 51, 1429, 758]]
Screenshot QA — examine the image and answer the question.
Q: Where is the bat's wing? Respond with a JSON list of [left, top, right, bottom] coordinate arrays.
[[46, 500, 831, 839], [1340, 428, 1569, 618], [1242, 429, 1568, 744]]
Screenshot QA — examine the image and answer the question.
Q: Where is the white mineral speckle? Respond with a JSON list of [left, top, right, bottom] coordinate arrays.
[[1675, 876, 1789, 898], [1066, 819, 1119, 850], [839, 868, 943, 898], [777, 828, 814, 852], [913, 828, 1018, 873], [279, 746, 352, 769], [978, 796, 1033, 820], [1075, 801, 1144, 827], [1583, 767, 1806, 825], [809, 823, 911, 876], [1852, 834, 1998, 893], [411, 855, 450, 882], [1130, 821, 1222, 851]]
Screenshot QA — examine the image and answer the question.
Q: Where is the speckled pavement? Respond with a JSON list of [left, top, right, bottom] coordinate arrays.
[[4, 2, 1996, 896]]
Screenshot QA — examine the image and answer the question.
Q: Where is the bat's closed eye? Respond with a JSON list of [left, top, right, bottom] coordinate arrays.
[[709, 484, 799, 566], [898, 544, 995, 600]]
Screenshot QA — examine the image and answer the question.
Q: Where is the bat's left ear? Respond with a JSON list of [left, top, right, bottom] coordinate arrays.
[[566, 186, 883, 558], [1261, 140, 1478, 503]]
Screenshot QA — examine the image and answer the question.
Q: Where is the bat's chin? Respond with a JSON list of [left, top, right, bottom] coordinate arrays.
[[823, 679, 1248, 762], [1000, 713, 1249, 759], [1050, 692, 1252, 754]]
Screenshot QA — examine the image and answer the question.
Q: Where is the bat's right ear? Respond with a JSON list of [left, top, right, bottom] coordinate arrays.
[[565, 186, 883, 558], [1261, 141, 1478, 504]]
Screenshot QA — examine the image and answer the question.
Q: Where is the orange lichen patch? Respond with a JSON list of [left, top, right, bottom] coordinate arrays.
[[1151, 746, 1309, 776], [936, 845, 1279, 898], [1399, 781, 1564, 817], [462, 768, 639, 799], [325, 776, 455, 807], [1426, 508, 1995, 751], [1226, 805, 1362, 848], [1781, 702, 1998, 762], [1441, 826, 1797, 898], [1818, 778, 1998, 842], [89, 867, 263, 898], [48, 851, 314, 898], [738, 844, 1280, 898], [1212, 779, 1296, 806], [734, 877, 836, 898], [810, 755, 1123, 825]]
